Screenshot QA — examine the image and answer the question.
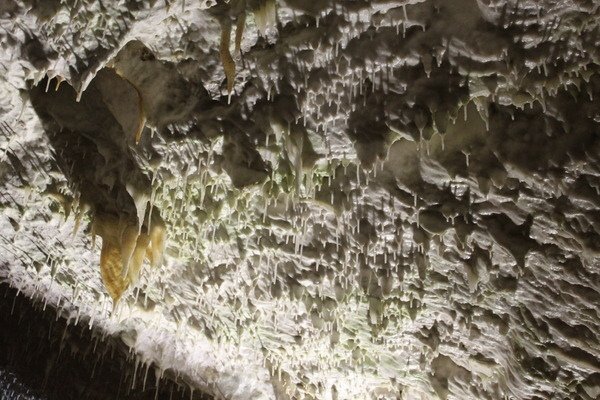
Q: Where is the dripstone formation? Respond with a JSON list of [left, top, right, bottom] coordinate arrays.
[[2, 0, 600, 399]]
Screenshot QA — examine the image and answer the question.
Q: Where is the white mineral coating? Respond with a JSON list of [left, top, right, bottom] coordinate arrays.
[[2, 0, 600, 399]]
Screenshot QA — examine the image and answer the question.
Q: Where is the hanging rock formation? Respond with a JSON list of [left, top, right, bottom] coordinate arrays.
[[2, 0, 600, 399]]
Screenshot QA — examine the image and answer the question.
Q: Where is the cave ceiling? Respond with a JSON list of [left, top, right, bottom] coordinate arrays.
[[2, 0, 600, 399]]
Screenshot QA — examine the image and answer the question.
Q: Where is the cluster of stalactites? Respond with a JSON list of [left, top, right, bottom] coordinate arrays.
[[92, 211, 166, 304], [220, 0, 277, 96]]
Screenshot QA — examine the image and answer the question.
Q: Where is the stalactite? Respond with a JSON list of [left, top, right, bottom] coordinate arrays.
[[93, 211, 166, 304], [235, 9, 246, 58], [220, 19, 236, 94], [253, 0, 277, 37]]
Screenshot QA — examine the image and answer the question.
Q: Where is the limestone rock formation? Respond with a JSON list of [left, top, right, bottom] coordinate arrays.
[[2, 0, 600, 399]]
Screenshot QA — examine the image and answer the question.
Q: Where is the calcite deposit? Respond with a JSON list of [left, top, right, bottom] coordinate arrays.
[[2, 0, 600, 399]]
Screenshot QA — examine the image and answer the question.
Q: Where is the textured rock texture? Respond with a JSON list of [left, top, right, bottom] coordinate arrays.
[[2, 0, 600, 399]]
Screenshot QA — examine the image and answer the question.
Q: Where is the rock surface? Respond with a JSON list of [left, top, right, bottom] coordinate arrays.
[[2, 0, 600, 399]]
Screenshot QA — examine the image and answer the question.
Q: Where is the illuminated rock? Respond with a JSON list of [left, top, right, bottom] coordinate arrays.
[[1, 0, 600, 399]]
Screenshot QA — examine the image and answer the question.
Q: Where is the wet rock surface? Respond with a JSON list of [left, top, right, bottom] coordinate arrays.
[[2, 0, 600, 399]]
